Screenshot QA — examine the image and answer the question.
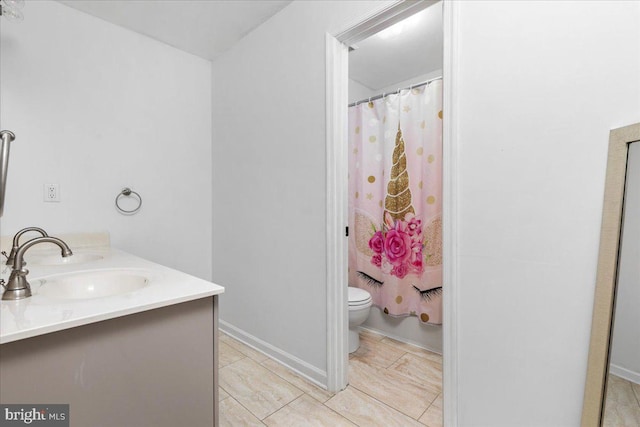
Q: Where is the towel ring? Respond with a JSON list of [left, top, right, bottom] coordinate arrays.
[[115, 187, 142, 214]]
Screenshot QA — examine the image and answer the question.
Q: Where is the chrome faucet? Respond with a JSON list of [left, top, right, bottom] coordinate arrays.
[[1, 236, 73, 300], [3, 226, 49, 265]]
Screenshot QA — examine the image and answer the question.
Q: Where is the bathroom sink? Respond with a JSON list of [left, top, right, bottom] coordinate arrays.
[[37, 270, 150, 300], [29, 253, 104, 266]]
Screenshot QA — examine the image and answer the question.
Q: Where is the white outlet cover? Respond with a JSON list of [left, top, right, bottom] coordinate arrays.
[[44, 184, 60, 202]]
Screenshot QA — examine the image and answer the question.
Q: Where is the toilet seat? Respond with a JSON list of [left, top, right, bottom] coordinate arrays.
[[348, 287, 372, 307]]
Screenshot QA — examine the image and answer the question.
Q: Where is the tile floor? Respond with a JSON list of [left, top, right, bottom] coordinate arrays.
[[219, 329, 443, 426], [603, 374, 640, 427]]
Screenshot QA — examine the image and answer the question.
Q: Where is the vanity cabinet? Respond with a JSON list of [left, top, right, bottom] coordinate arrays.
[[0, 296, 219, 427]]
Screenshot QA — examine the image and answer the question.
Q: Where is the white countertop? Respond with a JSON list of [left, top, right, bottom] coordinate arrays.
[[0, 247, 224, 344]]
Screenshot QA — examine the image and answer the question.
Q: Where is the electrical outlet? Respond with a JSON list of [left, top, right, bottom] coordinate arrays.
[[44, 184, 60, 202]]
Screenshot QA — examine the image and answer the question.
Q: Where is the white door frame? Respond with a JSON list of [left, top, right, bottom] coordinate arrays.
[[325, 31, 350, 394], [325, 1, 460, 425]]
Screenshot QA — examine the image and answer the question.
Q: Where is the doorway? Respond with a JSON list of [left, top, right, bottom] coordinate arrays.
[[325, 0, 458, 424], [347, 1, 443, 354]]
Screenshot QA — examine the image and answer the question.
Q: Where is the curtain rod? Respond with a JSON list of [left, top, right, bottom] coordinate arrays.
[[348, 76, 442, 108]]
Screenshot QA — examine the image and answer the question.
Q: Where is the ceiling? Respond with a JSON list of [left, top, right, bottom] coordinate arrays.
[[349, 2, 443, 91], [54, 0, 441, 90], [56, 0, 292, 61]]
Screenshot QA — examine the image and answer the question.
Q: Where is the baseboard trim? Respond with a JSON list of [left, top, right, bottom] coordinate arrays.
[[360, 326, 443, 356], [610, 363, 640, 385], [219, 320, 328, 390]]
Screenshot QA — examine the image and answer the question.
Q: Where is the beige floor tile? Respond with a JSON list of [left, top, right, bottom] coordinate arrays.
[[219, 341, 246, 368], [390, 353, 442, 393], [603, 401, 640, 427], [430, 393, 443, 409], [260, 358, 335, 403], [326, 386, 425, 427], [380, 337, 443, 364], [603, 375, 640, 427], [632, 382, 640, 404], [220, 333, 270, 363], [349, 358, 438, 419], [607, 375, 640, 406], [220, 397, 265, 427], [263, 395, 356, 427], [360, 328, 386, 342], [351, 333, 407, 369], [218, 329, 444, 426], [419, 403, 443, 427], [219, 358, 304, 420], [219, 387, 230, 401]]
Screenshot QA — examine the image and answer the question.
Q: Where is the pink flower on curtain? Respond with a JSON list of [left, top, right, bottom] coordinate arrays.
[[368, 212, 425, 279], [405, 213, 422, 236], [384, 229, 412, 266], [392, 263, 409, 279], [410, 248, 423, 270], [371, 254, 382, 267], [369, 231, 384, 254]]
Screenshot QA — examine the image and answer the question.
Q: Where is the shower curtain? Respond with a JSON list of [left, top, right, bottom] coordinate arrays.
[[348, 79, 443, 324]]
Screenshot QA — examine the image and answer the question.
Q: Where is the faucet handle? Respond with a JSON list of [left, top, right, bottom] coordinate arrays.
[[1, 250, 12, 266], [3, 250, 24, 267]]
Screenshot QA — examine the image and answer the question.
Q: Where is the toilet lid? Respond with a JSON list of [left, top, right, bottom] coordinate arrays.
[[348, 287, 372, 305]]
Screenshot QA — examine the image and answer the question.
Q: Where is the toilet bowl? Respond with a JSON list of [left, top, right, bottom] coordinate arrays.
[[348, 286, 373, 353]]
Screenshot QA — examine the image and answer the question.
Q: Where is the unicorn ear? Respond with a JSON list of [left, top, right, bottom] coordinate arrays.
[[383, 126, 415, 222], [354, 211, 376, 256], [384, 212, 395, 229], [423, 215, 443, 267]]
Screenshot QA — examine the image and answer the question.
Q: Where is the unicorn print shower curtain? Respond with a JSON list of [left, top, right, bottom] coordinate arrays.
[[348, 79, 443, 324]]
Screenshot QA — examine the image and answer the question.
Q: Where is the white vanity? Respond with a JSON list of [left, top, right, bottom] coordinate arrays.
[[0, 235, 224, 426]]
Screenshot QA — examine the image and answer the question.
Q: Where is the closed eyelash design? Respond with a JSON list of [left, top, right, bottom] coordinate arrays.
[[357, 271, 384, 288], [412, 285, 442, 302]]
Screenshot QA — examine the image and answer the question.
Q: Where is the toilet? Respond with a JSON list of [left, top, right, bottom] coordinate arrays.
[[348, 286, 373, 353]]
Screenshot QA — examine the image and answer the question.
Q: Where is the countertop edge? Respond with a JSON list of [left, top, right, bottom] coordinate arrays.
[[1, 247, 225, 344], [0, 289, 223, 345]]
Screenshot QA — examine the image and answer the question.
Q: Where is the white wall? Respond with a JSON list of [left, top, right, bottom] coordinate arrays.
[[454, 1, 640, 425], [211, 1, 394, 382], [348, 78, 374, 105], [212, 2, 640, 421], [0, 1, 213, 280], [610, 142, 640, 384]]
